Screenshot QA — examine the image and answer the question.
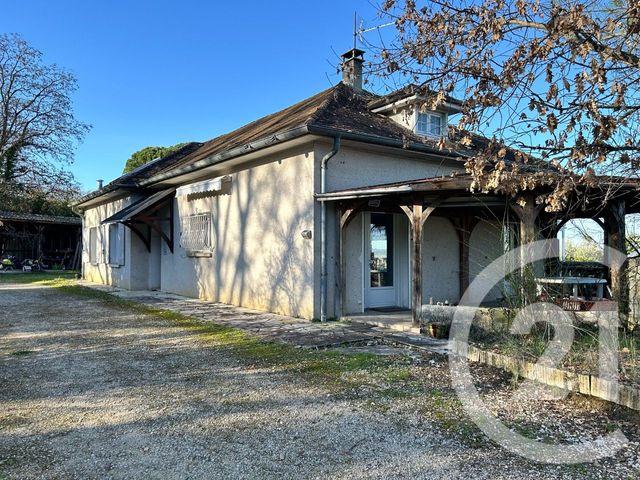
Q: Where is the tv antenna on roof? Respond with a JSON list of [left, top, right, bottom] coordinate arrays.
[[353, 12, 395, 43], [353, 11, 358, 50]]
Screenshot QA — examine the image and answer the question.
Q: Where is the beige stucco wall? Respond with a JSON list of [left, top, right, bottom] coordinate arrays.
[[341, 212, 462, 314], [387, 105, 415, 131], [423, 216, 460, 304], [81, 136, 508, 319], [319, 141, 463, 317], [81, 194, 152, 290], [160, 145, 316, 319], [469, 220, 506, 303], [321, 143, 461, 192]]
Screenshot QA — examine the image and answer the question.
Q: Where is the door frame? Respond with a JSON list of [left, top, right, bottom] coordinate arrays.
[[362, 212, 410, 309]]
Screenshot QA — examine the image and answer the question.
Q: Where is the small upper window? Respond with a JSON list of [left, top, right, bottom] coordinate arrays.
[[416, 111, 443, 137]]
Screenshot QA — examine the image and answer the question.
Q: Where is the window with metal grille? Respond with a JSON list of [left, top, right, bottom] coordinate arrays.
[[180, 213, 213, 252]]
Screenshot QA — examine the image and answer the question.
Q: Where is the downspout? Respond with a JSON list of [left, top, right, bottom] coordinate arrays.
[[320, 136, 341, 322]]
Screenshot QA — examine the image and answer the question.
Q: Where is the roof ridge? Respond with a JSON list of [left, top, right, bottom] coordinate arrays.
[[150, 85, 343, 174], [219, 85, 339, 138]]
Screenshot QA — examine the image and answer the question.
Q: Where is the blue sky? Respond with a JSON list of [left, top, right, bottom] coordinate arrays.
[[1, 0, 383, 192]]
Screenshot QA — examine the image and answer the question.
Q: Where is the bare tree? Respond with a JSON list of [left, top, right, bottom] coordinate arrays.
[[368, 0, 640, 210], [0, 33, 89, 189]]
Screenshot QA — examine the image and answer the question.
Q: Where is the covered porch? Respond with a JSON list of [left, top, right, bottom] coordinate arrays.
[[317, 175, 640, 332]]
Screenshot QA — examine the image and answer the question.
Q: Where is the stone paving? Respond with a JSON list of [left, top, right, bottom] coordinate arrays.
[[78, 281, 450, 354]]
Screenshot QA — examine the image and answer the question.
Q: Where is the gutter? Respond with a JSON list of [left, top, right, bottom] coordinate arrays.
[[316, 185, 414, 201], [319, 136, 341, 322], [306, 125, 468, 160], [139, 126, 311, 187], [139, 125, 466, 189]]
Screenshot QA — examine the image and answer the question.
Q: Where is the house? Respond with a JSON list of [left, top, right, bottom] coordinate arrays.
[[0, 211, 82, 269], [74, 49, 640, 325]]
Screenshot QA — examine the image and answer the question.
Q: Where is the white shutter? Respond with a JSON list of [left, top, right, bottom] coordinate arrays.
[[106, 223, 126, 266], [117, 223, 125, 265], [98, 225, 107, 263], [100, 225, 107, 263], [89, 227, 97, 264]]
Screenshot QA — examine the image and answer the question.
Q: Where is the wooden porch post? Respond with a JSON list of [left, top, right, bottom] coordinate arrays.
[[510, 192, 542, 304], [605, 199, 629, 317], [411, 199, 423, 328], [400, 197, 442, 328]]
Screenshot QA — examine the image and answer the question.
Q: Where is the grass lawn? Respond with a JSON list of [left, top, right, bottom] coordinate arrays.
[[0, 271, 77, 284]]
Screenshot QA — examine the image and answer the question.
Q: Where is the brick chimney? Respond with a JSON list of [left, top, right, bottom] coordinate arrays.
[[341, 48, 365, 92]]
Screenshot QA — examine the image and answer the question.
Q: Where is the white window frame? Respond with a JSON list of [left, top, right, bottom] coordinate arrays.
[[89, 227, 98, 265], [416, 111, 444, 138], [180, 213, 214, 257], [108, 223, 126, 267]]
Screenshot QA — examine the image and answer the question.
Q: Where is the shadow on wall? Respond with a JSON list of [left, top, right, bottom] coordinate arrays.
[[190, 155, 314, 318], [84, 204, 110, 287], [423, 216, 460, 304]]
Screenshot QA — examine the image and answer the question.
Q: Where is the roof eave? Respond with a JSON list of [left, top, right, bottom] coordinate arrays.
[[139, 125, 312, 187], [370, 95, 464, 115], [142, 125, 469, 188], [78, 122, 470, 206], [306, 125, 468, 160]]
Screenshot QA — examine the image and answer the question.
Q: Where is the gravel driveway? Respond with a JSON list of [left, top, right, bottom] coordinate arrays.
[[0, 282, 637, 479]]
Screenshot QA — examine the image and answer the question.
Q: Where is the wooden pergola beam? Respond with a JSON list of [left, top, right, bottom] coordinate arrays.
[[605, 199, 629, 317]]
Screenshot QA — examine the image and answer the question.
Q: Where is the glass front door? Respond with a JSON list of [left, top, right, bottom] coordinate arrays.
[[370, 213, 393, 288], [365, 213, 397, 308]]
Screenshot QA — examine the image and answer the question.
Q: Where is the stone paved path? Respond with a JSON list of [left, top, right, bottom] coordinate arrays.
[[79, 281, 450, 354]]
